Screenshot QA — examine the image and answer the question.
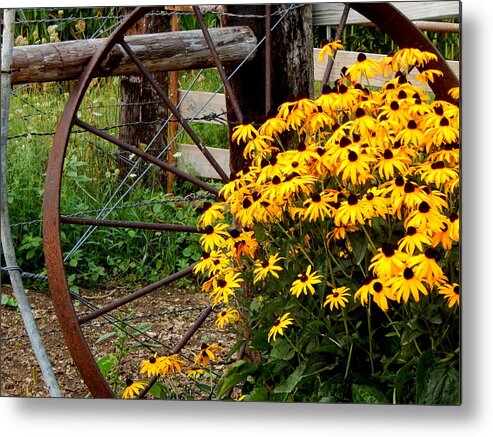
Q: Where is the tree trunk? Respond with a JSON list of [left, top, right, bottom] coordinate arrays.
[[221, 4, 314, 174]]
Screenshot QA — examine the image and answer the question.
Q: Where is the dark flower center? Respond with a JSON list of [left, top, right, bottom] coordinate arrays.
[[261, 260, 270, 268], [386, 83, 395, 90], [311, 193, 322, 203], [260, 158, 269, 168], [217, 279, 227, 288], [202, 202, 212, 212], [390, 101, 400, 111], [418, 201, 431, 213], [348, 151, 358, 162], [274, 319, 281, 327], [333, 291, 340, 298], [353, 134, 361, 143], [149, 356, 156, 364], [382, 242, 395, 257], [300, 274, 308, 282], [125, 378, 134, 387], [449, 213, 459, 222], [355, 108, 366, 118], [425, 248, 439, 260], [440, 117, 450, 127], [406, 226, 417, 236], [297, 142, 307, 152], [434, 105, 444, 116], [366, 192, 375, 201], [317, 147, 326, 156], [431, 161, 446, 170], [339, 84, 348, 94], [407, 120, 417, 129], [395, 176, 405, 187], [270, 156, 278, 166], [229, 228, 241, 238], [340, 136, 351, 148], [347, 194, 358, 205], [242, 198, 252, 209], [404, 181, 416, 193], [291, 161, 300, 169], [373, 281, 383, 292], [357, 52, 367, 62], [403, 267, 414, 280], [383, 149, 394, 159], [454, 285, 459, 294], [272, 175, 282, 185], [204, 225, 214, 235], [398, 90, 407, 100]]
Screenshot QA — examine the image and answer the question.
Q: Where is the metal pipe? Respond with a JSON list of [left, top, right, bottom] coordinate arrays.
[[0, 8, 62, 398], [265, 4, 272, 115]]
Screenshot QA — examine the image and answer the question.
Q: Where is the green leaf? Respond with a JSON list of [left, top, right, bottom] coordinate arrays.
[[96, 354, 117, 378], [1, 294, 18, 308], [351, 384, 389, 404], [95, 331, 115, 344], [244, 385, 269, 401], [215, 360, 257, 399], [394, 358, 417, 403], [269, 338, 295, 362], [416, 349, 436, 402], [347, 232, 368, 265], [420, 365, 460, 405], [274, 362, 307, 394]]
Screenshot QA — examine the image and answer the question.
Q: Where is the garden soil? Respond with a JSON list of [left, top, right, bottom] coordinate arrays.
[[0, 283, 236, 398]]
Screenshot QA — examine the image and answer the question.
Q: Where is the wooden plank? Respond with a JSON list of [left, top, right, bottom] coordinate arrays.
[[11, 26, 257, 85], [177, 90, 228, 125], [313, 1, 460, 26], [176, 144, 230, 180], [314, 49, 460, 92]]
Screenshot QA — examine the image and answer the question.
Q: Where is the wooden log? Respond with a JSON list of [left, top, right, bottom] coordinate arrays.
[[11, 26, 257, 85]]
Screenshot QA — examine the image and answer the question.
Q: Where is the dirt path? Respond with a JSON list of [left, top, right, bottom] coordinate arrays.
[[1, 283, 235, 398]]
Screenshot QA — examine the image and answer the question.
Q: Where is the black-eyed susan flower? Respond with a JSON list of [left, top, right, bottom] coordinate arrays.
[[437, 282, 459, 308], [194, 343, 222, 367], [186, 367, 206, 379], [416, 160, 458, 188], [324, 286, 351, 311], [395, 119, 425, 147], [354, 277, 374, 305], [404, 201, 446, 234], [268, 312, 294, 342], [389, 48, 438, 72], [290, 265, 322, 298], [407, 248, 446, 286], [215, 307, 241, 329], [318, 39, 344, 61], [369, 280, 396, 312], [140, 353, 162, 377], [369, 243, 409, 278], [231, 123, 259, 145], [398, 226, 432, 254], [334, 194, 371, 227], [199, 223, 231, 253], [209, 270, 244, 306], [414, 69, 444, 86], [387, 266, 429, 304], [122, 379, 146, 399], [345, 52, 382, 83], [158, 354, 185, 376], [253, 253, 284, 283], [302, 190, 337, 222], [198, 202, 226, 227], [448, 87, 460, 100], [449, 212, 459, 242], [374, 147, 411, 180], [378, 100, 411, 126]]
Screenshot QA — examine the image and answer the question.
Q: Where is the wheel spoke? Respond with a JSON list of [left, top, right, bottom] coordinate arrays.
[[74, 118, 220, 196], [61, 216, 202, 234], [320, 2, 351, 93], [118, 37, 230, 183], [78, 266, 196, 325]]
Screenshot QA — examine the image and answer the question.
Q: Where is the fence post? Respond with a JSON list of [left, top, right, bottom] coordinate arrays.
[[1, 8, 62, 397], [118, 7, 170, 186], [221, 4, 314, 174]]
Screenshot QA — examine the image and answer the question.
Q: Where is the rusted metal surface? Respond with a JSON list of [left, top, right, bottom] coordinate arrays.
[[118, 37, 230, 183], [74, 118, 220, 196], [320, 3, 350, 92], [77, 266, 196, 325], [264, 4, 272, 114], [350, 2, 459, 102], [193, 5, 244, 124], [61, 216, 202, 233], [43, 7, 154, 398]]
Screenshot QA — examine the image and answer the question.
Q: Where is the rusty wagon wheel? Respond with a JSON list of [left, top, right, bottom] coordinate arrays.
[[42, 4, 459, 398]]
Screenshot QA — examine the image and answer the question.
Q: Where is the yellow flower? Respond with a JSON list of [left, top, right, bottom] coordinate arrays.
[[140, 353, 161, 377], [407, 248, 446, 286], [186, 367, 206, 378], [268, 312, 294, 342], [199, 223, 231, 253], [194, 343, 222, 367], [414, 69, 444, 85], [209, 270, 244, 306], [302, 190, 336, 222], [290, 265, 322, 298], [197, 202, 226, 227], [369, 243, 409, 278], [253, 253, 284, 283], [215, 308, 240, 328], [158, 354, 185, 376], [318, 40, 344, 61], [387, 266, 429, 304], [437, 282, 459, 308], [369, 280, 396, 312], [122, 379, 146, 399], [398, 226, 432, 254], [345, 52, 382, 82], [323, 286, 351, 311], [231, 123, 259, 145]]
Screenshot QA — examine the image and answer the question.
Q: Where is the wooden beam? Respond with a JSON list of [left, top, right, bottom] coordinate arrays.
[[11, 26, 257, 85], [177, 144, 229, 180]]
